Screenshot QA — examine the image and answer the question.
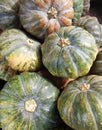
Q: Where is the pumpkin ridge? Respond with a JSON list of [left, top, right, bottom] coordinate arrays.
[[18, 75, 29, 96], [7, 82, 23, 100], [69, 48, 85, 76], [73, 46, 91, 63], [1, 87, 19, 101], [62, 92, 79, 128], [63, 48, 78, 77], [86, 93, 99, 130], [57, 48, 64, 76]]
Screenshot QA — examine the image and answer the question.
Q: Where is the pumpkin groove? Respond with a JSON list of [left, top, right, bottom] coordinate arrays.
[[41, 26, 98, 78], [0, 72, 62, 130], [58, 75, 102, 130]]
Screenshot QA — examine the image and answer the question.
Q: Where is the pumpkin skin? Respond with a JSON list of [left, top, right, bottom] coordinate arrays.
[[72, 0, 84, 24], [82, 0, 90, 15], [0, 0, 19, 30], [0, 59, 17, 81], [19, 0, 74, 40], [78, 16, 102, 47], [41, 26, 98, 79], [0, 72, 62, 130], [100, 24, 102, 47], [0, 29, 42, 72], [58, 75, 102, 130], [90, 49, 102, 75]]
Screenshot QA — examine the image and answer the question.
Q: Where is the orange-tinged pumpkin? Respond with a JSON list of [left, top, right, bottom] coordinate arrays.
[[0, 29, 42, 72], [19, 0, 74, 40]]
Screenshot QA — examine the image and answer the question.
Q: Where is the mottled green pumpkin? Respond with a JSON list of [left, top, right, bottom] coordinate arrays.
[[41, 26, 98, 79], [90, 49, 102, 75], [72, 0, 84, 24], [78, 16, 102, 47], [19, 0, 74, 40], [58, 75, 102, 130], [0, 59, 17, 81], [0, 72, 62, 130], [82, 0, 90, 15], [0, 29, 42, 72], [0, 0, 19, 30]]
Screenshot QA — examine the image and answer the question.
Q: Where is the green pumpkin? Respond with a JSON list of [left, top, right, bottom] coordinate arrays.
[[19, 0, 74, 40], [0, 29, 42, 72], [0, 59, 17, 81], [41, 26, 98, 79], [58, 75, 102, 130], [0, 72, 62, 130], [0, 0, 19, 30], [82, 0, 90, 15], [90, 49, 102, 75], [78, 16, 102, 47], [100, 24, 102, 47], [72, 0, 84, 24]]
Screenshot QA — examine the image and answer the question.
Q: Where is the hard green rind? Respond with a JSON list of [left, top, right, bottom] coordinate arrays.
[[0, 29, 42, 72], [72, 0, 84, 24], [0, 0, 20, 30], [0, 72, 61, 130], [78, 16, 102, 48], [58, 75, 102, 130], [41, 26, 98, 79]]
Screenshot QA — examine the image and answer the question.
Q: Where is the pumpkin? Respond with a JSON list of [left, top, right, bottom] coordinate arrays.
[[78, 16, 102, 47], [82, 0, 90, 15], [19, 0, 74, 40], [72, 0, 84, 24], [58, 75, 102, 130], [0, 29, 42, 72], [100, 24, 102, 47], [41, 26, 98, 79], [0, 0, 20, 30], [90, 48, 102, 75], [0, 59, 17, 81], [0, 72, 62, 130]]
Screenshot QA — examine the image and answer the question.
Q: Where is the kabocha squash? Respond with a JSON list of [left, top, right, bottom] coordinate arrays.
[[0, 59, 17, 81], [58, 75, 102, 130], [41, 26, 98, 79], [78, 16, 102, 47], [90, 49, 102, 75], [72, 0, 84, 24], [82, 0, 90, 15], [0, 72, 62, 130], [0, 29, 42, 72], [19, 0, 74, 40], [0, 0, 19, 30]]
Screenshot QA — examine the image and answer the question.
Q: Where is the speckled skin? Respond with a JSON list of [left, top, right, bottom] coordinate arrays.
[[0, 72, 61, 130], [0, 0, 19, 30], [41, 26, 98, 79], [58, 75, 102, 130], [19, 0, 74, 40], [0, 29, 42, 72]]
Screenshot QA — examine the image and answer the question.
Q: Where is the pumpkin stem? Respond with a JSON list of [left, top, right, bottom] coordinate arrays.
[[24, 99, 37, 112], [58, 38, 70, 47], [79, 83, 90, 91], [27, 39, 34, 45], [47, 7, 57, 19]]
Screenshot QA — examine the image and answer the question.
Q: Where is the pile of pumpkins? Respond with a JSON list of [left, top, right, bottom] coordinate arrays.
[[0, 0, 102, 130]]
